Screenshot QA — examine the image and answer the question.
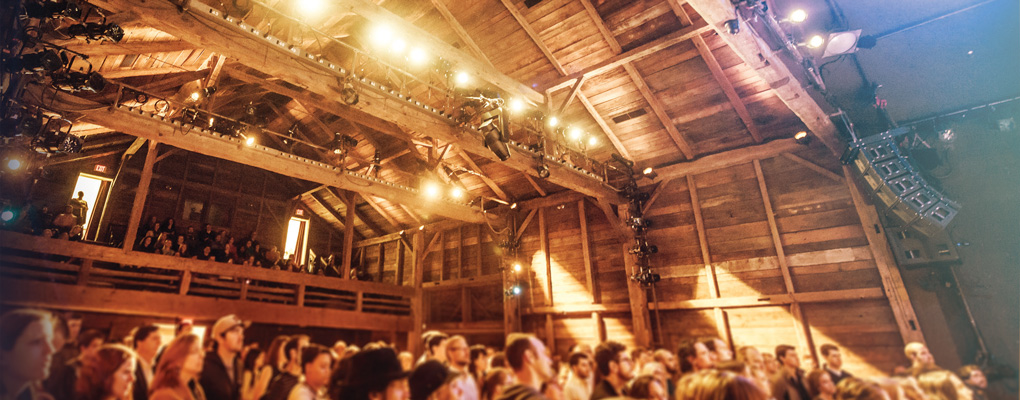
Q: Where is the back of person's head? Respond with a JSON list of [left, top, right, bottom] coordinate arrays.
[[76, 344, 136, 400], [78, 329, 105, 351], [301, 344, 332, 370], [775, 345, 795, 360], [834, 377, 888, 400], [283, 336, 302, 364], [489, 352, 508, 369], [676, 339, 699, 373], [631, 347, 648, 361], [805, 369, 828, 397], [0, 309, 51, 351], [917, 370, 966, 400], [628, 374, 661, 399], [425, 331, 448, 354], [594, 340, 627, 377], [820, 344, 838, 357], [132, 324, 159, 349], [243, 348, 263, 373], [481, 368, 512, 400], [956, 365, 980, 381], [152, 333, 200, 392], [675, 369, 767, 400], [266, 335, 290, 371], [568, 351, 589, 367], [470, 344, 487, 374], [904, 342, 925, 359], [505, 333, 535, 371]]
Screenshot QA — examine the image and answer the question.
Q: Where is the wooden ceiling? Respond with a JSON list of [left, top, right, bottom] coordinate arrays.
[[37, 0, 841, 237]]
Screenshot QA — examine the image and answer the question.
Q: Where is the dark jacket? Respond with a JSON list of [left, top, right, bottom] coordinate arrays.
[[132, 359, 152, 400], [496, 383, 547, 400], [770, 368, 811, 400], [590, 380, 623, 400], [200, 352, 241, 400], [263, 372, 300, 400], [823, 365, 852, 385]]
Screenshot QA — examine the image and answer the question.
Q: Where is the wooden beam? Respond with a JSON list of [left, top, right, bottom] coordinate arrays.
[[685, 0, 842, 154], [41, 147, 127, 167], [558, 77, 587, 113], [362, 195, 405, 231], [578, 199, 598, 303], [307, 191, 362, 240], [544, 21, 712, 92], [523, 173, 548, 197], [622, 63, 696, 158], [427, 0, 496, 69], [596, 198, 629, 240], [781, 153, 843, 182], [100, 66, 205, 79], [459, 151, 509, 201], [0, 278, 410, 331], [686, 175, 719, 298], [63, 40, 196, 56], [409, 231, 427, 354], [575, 92, 632, 159], [754, 160, 796, 294], [331, 188, 387, 237], [36, 89, 485, 224], [843, 165, 925, 344], [341, 191, 357, 279], [122, 141, 158, 251], [641, 178, 672, 215], [515, 208, 538, 242], [538, 208, 553, 306], [655, 138, 800, 181], [518, 190, 585, 211]]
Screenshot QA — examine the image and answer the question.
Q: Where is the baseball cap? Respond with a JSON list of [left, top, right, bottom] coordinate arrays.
[[211, 314, 246, 338]]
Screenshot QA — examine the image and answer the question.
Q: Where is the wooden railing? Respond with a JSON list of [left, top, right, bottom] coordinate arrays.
[[0, 231, 414, 331]]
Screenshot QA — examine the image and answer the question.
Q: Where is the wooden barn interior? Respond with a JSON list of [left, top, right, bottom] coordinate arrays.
[[1, 0, 1017, 397]]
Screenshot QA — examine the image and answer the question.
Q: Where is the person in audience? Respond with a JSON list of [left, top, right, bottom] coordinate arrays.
[[0, 309, 55, 400], [137, 236, 156, 253], [805, 369, 837, 400], [130, 325, 160, 400], [592, 340, 634, 400], [410, 360, 464, 400], [163, 218, 177, 236], [762, 353, 780, 377], [75, 344, 136, 400], [540, 380, 562, 400], [48, 313, 81, 391], [956, 365, 986, 400], [336, 347, 410, 400], [480, 368, 513, 400], [199, 224, 215, 245], [265, 336, 304, 400], [200, 314, 245, 400], [417, 332, 449, 366], [264, 246, 281, 268], [818, 344, 852, 385], [444, 336, 479, 400], [833, 377, 888, 400], [194, 246, 214, 261], [287, 344, 333, 400], [561, 352, 591, 400], [771, 345, 810, 400], [631, 348, 653, 375], [735, 347, 770, 397], [896, 376, 928, 400], [50, 329, 106, 399], [675, 370, 767, 400], [150, 333, 206, 400], [703, 338, 733, 364], [264, 336, 291, 384], [677, 339, 714, 375], [398, 352, 415, 372], [652, 349, 679, 399], [641, 362, 672, 397], [241, 347, 271, 400], [917, 371, 971, 400], [628, 374, 668, 400], [496, 333, 553, 400], [53, 205, 77, 233], [904, 343, 939, 377], [157, 239, 176, 256], [469, 345, 488, 384]]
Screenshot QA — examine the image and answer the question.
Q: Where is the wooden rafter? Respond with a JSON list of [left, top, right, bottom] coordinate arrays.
[[458, 151, 509, 201], [669, 1, 763, 143], [427, 0, 497, 69], [331, 188, 387, 237], [361, 194, 406, 231], [63, 40, 196, 56], [655, 138, 800, 181], [307, 191, 361, 240]]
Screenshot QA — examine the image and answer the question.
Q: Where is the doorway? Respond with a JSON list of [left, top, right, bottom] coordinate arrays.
[[70, 173, 111, 239], [284, 217, 309, 266]]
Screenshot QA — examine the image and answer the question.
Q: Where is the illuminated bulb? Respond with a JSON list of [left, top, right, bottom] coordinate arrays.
[[298, 0, 325, 15], [245, 136, 255, 146], [509, 98, 525, 113], [807, 35, 824, 48], [454, 71, 470, 86], [512, 285, 522, 295], [568, 127, 583, 141], [510, 202, 518, 209], [643, 167, 654, 175], [587, 136, 598, 147], [0, 210, 13, 222], [789, 9, 807, 23], [408, 47, 427, 65], [419, 225, 425, 230], [513, 263, 522, 272], [189, 92, 201, 101], [423, 181, 441, 199], [390, 38, 406, 54], [547, 116, 559, 127], [6, 159, 22, 171], [794, 131, 808, 140], [371, 25, 393, 47], [451, 186, 464, 199]]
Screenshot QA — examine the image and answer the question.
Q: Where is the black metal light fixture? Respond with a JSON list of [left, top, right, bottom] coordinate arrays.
[[67, 21, 124, 42], [328, 132, 358, 155], [24, 0, 82, 20], [6, 49, 65, 73], [341, 81, 359, 105]]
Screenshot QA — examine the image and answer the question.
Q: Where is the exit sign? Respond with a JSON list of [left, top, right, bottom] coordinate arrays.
[[295, 209, 304, 216], [94, 164, 108, 173]]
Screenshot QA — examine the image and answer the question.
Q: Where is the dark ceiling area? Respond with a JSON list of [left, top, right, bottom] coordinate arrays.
[[773, 0, 1020, 133]]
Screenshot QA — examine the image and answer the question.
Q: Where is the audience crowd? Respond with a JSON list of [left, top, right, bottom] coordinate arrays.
[[0, 309, 993, 400]]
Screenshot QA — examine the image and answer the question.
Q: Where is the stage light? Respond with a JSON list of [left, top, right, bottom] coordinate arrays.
[[821, 30, 862, 58], [189, 92, 201, 102], [547, 116, 559, 127], [408, 47, 427, 65], [422, 181, 441, 199], [51, 71, 106, 93], [9, 50, 65, 73], [419, 225, 425, 230], [642, 167, 654, 175], [568, 126, 583, 141], [0, 210, 14, 222], [587, 136, 598, 147], [371, 25, 394, 47], [298, 0, 325, 15], [25, 0, 82, 19], [512, 262, 522, 272], [724, 18, 740, 34], [506, 285, 522, 296], [328, 133, 358, 155], [454, 71, 470, 86], [245, 136, 256, 146], [390, 38, 406, 54], [536, 164, 550, 179], [794, 130, 812, 145], [509, 98, 525, 113], [806, 35, 825, 48], [67, 22, 124, 42], [341, 82, 359, 105], [510, 202, 518, 209], [451, 186, 464, 200], [789, 9, 807, 23], [6, 159, 22, 171]]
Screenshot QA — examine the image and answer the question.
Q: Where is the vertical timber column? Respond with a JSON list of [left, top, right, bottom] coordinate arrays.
[[579, 199, 598, 303], [341, 191, 356, 279], [408, 231, 426, 355], [619, 205, 653, 347], [686, 175, 731, 344], [123, 142, 159, 251], [538, 208, 555, 349]]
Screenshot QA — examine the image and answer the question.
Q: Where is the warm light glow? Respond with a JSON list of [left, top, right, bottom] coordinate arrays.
[[807, 35, 825, 48], [6, 159, 22, 170], [245, 136, 255, 146], [587, 136, 598, 147], [794, 131, 808, 140], [297, 0, 325, 15], [189, 92, 201, 101], [408, 47, 428, 65], [547, 116, 559, 127], [418, 225, 425, 230], [510, 202, 518, 209], [568, 127, 583, 141], [454, 71, 470, 86], [643, 167, 654, 175], [450, 186, 464, 199], [509, 98, 525, 113], [0, 210, 13, 222], [512, 263, 522, 273], [422, 181, 442, 199], [390, 38, 406, 54], [371, 25, 394, 47], [71, 174, 105, 234], [511, 285, 522, 295], [789, 9, 807, 23], [283, 217, 309, 264]]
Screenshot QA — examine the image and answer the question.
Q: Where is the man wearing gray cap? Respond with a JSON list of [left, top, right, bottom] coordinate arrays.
[[200, 314, 246, 400]]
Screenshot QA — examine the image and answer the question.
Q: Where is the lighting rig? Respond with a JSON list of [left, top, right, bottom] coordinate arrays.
[[606, 153, 660, 286]]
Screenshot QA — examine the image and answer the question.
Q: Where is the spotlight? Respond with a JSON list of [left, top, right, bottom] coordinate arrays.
[[627, 216, 651, 229], [642, 167, 654, 175], [788, 9, 807, 23], [794, 130, 812, 145], [451, 186, 464, 200], [327, 133, 358, 155], [341, 82, 359, 105], [806, 35, 825, 49], [51, 70, 106, 93], [568, 126, 583, 141], [297, 0, 325, 15], [547, 116, 559, 127], [189, 92, 201, 102], [7, 50, 65, 73], [505, 285, 522, 296], [724, 19, 740, 34], [631, 268, 661, 285], [422, 181, 441, 199], [509, 98, 525, 113], [0, 210, 14, 222], [67, 22, 125, 42], [370, 25, 394, 47], [512, 263, 522, 273], [587, 136, 598, 147], [1, 110, 42, 138], [24, 0, 82, 19], [6, 158, 23, 171], [390, 38, 407, 54], [408, 47, 427, 65], [245, 135, 256, 146], [536, 164, 550, 179], [821, 30, 863, 58], [509, 202, 518, 209], [418, 225, 425, 231], [454, 71, 470, 86], [483, 129, 511, 161]]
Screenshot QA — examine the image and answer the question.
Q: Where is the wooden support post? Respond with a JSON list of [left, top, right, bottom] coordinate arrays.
[[409, 231, 426, 355], [396, 240, 405, 286], [439, 231, 447, 281], [592, 312, 606, 343], [686, 175, 728, 341], [296, 284, 305, 307], [77, 259, 93, 286], [545, 314, 556, 354], [122, 142, 158, 251], [538, 208, 553, 306], [475, 225, 483, 278], [579, 199, 598, 303], [355, 291, 363, 312], [179, 271, 192, 295], [461, 286, 471, 323], [377, 243, 385, 283], [619, 206, 653, 347], [457, 226, 464, 279], [341, 191, 356, 279], [239, 279, 249, 300], [843, 165, 925, 345]]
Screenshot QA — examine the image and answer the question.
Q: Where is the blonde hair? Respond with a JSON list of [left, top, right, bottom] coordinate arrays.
[[675, 370, 767, 400]]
